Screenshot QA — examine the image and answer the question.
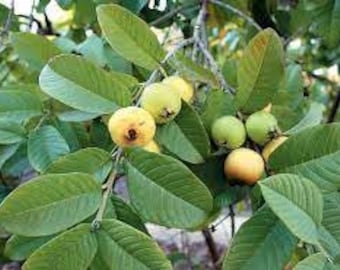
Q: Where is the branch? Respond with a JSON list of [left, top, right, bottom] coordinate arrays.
[[209, 0, 262, 31], [202, 229, 220, 269], [327, 89, 340, 123], [229, 204, 235, 237], [17, 14, 43, 31], [192, 4, 206, 61], [196, 39, 235, 94]]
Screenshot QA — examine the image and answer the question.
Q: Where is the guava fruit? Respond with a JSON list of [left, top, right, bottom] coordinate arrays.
[[162, 76, 194, 102], [262, 136, 288, 162], [211, 116, 246, 149], [224, 148, 264, 185], [140, 83, 182, 124], [245, 111, 279, 145], [142, 140, 160, 153], [108, 106, 156, 147]]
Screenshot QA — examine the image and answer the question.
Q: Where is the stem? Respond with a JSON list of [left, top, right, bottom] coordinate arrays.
[[33, 111, 50, 132], [202, 229, 220, 269], [192, 4, 205, 61], [209, 0, 262, 31], [92, 150, 121, 230], [327, 89, 340, 123], [28, 0, 36, 30], [196, 39, 235, 94], [229, 205, 235, 237]]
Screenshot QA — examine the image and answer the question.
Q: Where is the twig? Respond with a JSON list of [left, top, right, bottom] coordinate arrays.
[[210, 212, 231, 232], [196, 39, 235, 94], [327, 89, 340, 123], [202, 229, 220, 269], [17, 14, 43, 30], [229, 205, 235, 237], [28, 0, 36, 30], [209, 0, 262, 31], [92, 150, 121, 230], [192, 4, 205, 61], [33, 111, 50, 132]]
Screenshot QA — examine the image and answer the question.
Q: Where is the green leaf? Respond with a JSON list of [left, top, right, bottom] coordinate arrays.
[[223, 207, 297, 270], [126, 148, 213, 229], [111, 195, 148, 234], [156, 101, 211, 164], [97, 4, 165, 70], [56, 109, 100, 122], [259, 174, 323, 244], [318, 226, 340, 260], [200, 90, 236, 132], [95, 219, 172, 269], [11, 32, 61, 71], [5, 234, 55, 261], [27, 125, 70, 172], [0, 173, 101, 236], [293, 253, 336, 270], [0, 144, 20, 169], [0, 121, 26, 145], [39, 54, 132, 114], [236, 28, 284, 113], [46, 147, 112, 183], [0, 91, 43, 123], [285, 103, 325, 135], [23, 223, 97, 270], [170, 53, 219, 87], [269, 123, 340, 193], [57, 0, 74, 10]]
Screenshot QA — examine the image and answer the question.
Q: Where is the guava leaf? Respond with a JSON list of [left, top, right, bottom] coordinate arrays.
[[236, 28, 284, 113], [39, 54, 132, 114], [27, 125, 70, 173], [223, 207, 297, 270], [0, 121, 26, 145], [0, 144, 20, 169], [126, 148, 214, 229], [293, 253, 336, 270], [156, 101, 211, 164], [0, 91, 43, 124], [5, 234, 55, 261], [46, 147, 112, 183], [97, 4, 165, 70], [23, 224, 97, 270], [93, 219, 171, 269], [269, 123, 340, 193], [11, 32, 61, 71], [0, 173, 101, 236], [259, 174, 323, 244]]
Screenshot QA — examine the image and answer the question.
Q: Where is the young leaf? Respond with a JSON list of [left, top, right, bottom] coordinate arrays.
[[223, 207, 297, 270], [156, 101, 211, 164], [5, 234, 55, 261], [39, 54, 132, 114], [200, 90, 236, 132], [259, 174, 323, 244], [46, 147, 112, 183], [269, 123, 340, 193], [11, 32, 61, 71], [97, 4, 165, 70], [27, 125, 70, 172], [236, 28, 284, 113], [0, 91, 43, 123], [111, 195, 148, 234], [126, 148, 213, 229], [95, 219, 172, 269], [23, 224, 97, 270], [0, 173, 101, 236], [0, 121, 26, 145]]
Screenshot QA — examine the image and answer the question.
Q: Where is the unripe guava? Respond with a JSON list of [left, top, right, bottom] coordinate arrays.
[[211, 116, 246, 149], [262, 136, 288, 162], [224, 148, 264, 185], [162, 76, 194, 102], [142, 140, 161, 153], [108, 106, 156, 147], [245, 111, 279, 145], [140, 83, 182, 124]]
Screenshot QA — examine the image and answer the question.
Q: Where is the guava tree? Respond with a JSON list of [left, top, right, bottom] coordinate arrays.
[[0, 0, 339, 270]]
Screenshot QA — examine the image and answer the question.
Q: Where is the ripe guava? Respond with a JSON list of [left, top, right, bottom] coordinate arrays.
[[142, 140, 161, 153], [162, 76, 194, 102], [211, 116, 246, 149], [245, 111, 279, 145], [141, 83, 182, 124], [224, 148, 264, 185], [108, 106, 156, 147], [262, 136, 288, 162]]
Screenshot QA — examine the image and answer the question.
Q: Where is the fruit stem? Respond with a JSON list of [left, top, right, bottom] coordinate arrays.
[[91, 149, 122, 231]]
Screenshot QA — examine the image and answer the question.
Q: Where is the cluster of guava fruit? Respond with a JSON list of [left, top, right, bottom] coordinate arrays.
[[211, 107, 287, 185], [107, 75, 193, 153]]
